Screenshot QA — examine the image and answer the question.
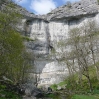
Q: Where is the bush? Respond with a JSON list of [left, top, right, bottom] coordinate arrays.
[[50, 84, 57, 90]]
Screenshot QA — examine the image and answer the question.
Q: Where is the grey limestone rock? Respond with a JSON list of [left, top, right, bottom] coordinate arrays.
[[1, 0, 99, 21], [46, 0, 99, 20], [24, 0, 99, 87]]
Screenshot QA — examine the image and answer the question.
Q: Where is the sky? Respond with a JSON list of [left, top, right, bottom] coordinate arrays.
[[13, 0, 80, 15]]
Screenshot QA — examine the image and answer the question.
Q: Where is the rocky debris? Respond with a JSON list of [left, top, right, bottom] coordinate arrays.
[[23, 96, 36, 99], [31, 87, 44, 98], [23, 87, 53, 98], [47, 87, 52, 92], [57, 85, 66, 90], [25, 88, 32, 97], [57, 86, 62, 90]]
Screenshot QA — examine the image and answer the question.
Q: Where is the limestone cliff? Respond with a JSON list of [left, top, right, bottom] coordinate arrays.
[[14, 0, 99, 87]]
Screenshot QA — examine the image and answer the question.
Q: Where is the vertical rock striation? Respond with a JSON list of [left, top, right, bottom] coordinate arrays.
[[20, 0, 99, 87]]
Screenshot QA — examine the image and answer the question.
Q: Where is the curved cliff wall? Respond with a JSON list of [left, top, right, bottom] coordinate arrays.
[[22, 0, 99, 87]]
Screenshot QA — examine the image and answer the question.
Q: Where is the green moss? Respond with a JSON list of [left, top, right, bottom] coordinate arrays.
[[58, 80, 67, 86], [22, 36, 35, 41], [50, 84, 58, 90]]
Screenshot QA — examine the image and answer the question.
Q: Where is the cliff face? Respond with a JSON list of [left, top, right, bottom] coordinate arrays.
[[21, 0, 99, 87]]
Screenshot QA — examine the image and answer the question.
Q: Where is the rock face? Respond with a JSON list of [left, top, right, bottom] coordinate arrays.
[[20, 0, 99, 87], [46, 0, 99, 20]]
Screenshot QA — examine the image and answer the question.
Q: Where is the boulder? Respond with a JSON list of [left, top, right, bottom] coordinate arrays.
[[31, 88, 44, 98], [25, 88, 32, 97]]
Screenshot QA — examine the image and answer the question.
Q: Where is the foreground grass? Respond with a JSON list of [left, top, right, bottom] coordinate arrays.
[[72, 94, 99, 99]]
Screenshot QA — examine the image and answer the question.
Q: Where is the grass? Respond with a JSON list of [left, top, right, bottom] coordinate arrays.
[[71, 94, 99, 99], [50, 84, 58, 90], [21, 36, 35, 41]]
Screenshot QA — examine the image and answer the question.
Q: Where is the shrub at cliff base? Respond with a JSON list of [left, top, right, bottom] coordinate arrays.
[[0, 84, 22, 99], [0, 0, 31, 85]]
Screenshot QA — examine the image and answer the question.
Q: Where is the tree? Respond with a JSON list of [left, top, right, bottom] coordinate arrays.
[[0, 0, 31, 84], [66, 20, 99, 92], [82, 21, 99, 81]]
